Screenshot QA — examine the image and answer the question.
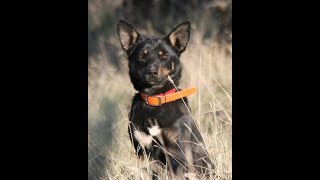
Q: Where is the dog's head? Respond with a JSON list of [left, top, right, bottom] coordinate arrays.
[[117, 20, 190, 95]]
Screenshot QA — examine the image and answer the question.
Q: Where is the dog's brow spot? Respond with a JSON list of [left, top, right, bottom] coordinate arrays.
[[159, 51, 163, 55], [172, 62, 175, 70], [148, 125, 161, 136], [134, 130, 153, 148], [143, 49, 148, 54]]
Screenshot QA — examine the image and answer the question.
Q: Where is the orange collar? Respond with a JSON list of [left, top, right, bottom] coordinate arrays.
[[140, 87, 196, 106]]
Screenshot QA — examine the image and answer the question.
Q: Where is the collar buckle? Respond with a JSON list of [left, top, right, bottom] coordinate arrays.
[[153, 96, 162, 106]]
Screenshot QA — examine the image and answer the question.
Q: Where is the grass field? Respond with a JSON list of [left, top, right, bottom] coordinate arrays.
[[88, 1, 231, 179]]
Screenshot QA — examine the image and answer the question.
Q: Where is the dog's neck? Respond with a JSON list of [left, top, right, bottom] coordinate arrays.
[[143, 88, 176, 97], [140, 83, 178, 96]]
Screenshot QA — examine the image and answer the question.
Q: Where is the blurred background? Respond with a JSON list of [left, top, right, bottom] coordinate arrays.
[[88, 0, 232, 179]]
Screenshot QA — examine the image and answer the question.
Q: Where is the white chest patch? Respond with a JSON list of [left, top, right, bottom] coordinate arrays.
[[148, 125, 161, 136], [134, 130, 153, 148], [133, 125, 162, 148]]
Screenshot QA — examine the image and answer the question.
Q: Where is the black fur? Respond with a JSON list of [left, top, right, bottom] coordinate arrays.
[[117, 20, 214, 179]]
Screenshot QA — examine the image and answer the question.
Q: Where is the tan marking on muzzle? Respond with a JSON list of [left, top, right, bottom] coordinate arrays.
[[160, 67, 170, 76]]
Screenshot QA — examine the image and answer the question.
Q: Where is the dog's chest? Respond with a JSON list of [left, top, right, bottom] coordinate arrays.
[[129, 98, 188, 128], [129, 99, 190, 148]]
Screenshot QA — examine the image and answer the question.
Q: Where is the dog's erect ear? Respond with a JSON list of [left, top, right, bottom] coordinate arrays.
[[164, 21, 190, 53], [117, 20, 140, 52]]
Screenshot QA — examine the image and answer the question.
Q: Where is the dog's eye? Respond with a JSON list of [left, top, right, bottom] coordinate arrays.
[[160, 55, 168, 60], [138, 49, 148, 60], [138, 53, 146, 60], [159, 51, 168, 60]]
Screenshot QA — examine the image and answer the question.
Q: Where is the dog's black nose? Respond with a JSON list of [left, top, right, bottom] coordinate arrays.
[[147, 67, 159, 77]]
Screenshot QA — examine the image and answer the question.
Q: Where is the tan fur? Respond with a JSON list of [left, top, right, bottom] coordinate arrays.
[[162, 128, 179, 144], [131, 31, 138, 45], [119, 30, 139, 50], [169, 33, 177, 46], [160, 67, 170, 76]]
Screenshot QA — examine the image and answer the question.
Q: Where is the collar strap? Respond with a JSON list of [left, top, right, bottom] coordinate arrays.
[[140, 87, 196, 106]]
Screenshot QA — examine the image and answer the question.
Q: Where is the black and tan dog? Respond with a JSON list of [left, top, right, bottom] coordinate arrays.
[[117, 20, 214, 179]]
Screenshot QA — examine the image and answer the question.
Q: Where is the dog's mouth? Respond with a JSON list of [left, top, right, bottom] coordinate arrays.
[[144, 76, 166, 86], [145, 78, 163, 85]]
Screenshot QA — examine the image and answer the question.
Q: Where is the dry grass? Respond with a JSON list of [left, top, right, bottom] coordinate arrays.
[[89, 29, 231, 179], [88, 0, 231, 179]]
